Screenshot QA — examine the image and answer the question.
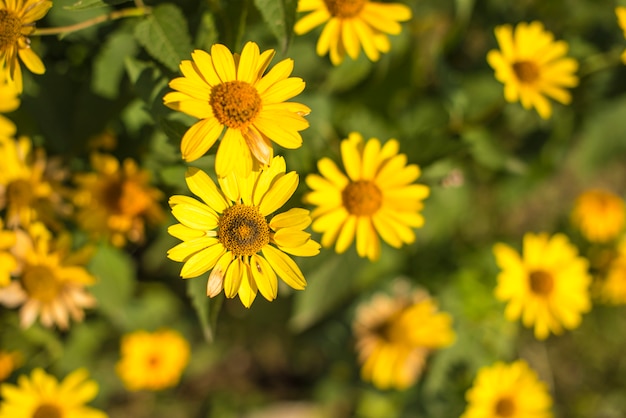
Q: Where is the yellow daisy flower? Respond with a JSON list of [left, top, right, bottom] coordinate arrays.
[[116, 329, 190, 391], [493, 232, 592, 340], [571, 189, 625, 243], [617, 7, 626, 64], [486, 21, 579, 119], [168, 155, 320, 308], [0, 219, 17, 287], [294, 0, 412, 65], [0, 368, 107, 418], [73, 153, 165, 247], [353, 282, 455, 390], [461, 360, 553, 418], [0, 70, 19, 136], [303, 132, 429, 261], [0, 350, 22, 382], [0, 222, 97, 329], [0, 0, 53, 93], [163, 42, 310, 177]]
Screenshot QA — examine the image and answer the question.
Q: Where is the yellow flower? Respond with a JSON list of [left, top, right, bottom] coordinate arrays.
[[0, 351, 22, 382], [0, 219, 17, 287], [168, 156, 320, 308], [0, 0, 52, 93], [0, 135, 62, 228], [0, 368, 107, 418], [353, 282, 455, 390], [486, 21, 579, 119], [294, 0, 412, 65], [0, 70, 19, 136], [617, 7, 626, 64], [597, 238, 626, 305], [73, 153, 165, 247], [571, 189, 625, 243], [493, 232, 592, 340], [116, 329, 190, 391], [0, 223, 97, 329], [304, 132, 429, 261], [163, 42, 310, 177], [461, 360, 553, 418]]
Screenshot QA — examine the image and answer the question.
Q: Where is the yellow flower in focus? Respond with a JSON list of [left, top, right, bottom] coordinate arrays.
[[461, 360, 553, 418], [597, 238, 626, 305], [353, 283, 455, 390], [0, 350, 22, 382], [0, 0, 52, 93], [168, 156, 320, 308], [487, 21, 579, 119], [163, 42, 310, 177], [493, 232, 591, 340], [617, 7, 626, 64], [0, 368, 107, 418], [571, 189, 625, 243], [0, 135, 62, 228], [304, 132, 429, 261], [73, 153, 165, 247], [116, 329, 190, 391], [294, 0, 412, 65], [0, 219, 17, 287], [0, 70, 19, 136], [0, 223, 97, 329]]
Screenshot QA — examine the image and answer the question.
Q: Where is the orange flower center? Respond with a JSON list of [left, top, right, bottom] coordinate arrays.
[[512, 60, 540, 83], [210, 81, 262, 129], [33, 403, 62, 418], [529, 269, 554, 295], [342, 180, 382, 216], [0, 9, 22, 51], [218, 204, 270, 257], [102, 178, 151, 217], [323, 0, 367, 18], [21, 265, 62, 304], [494, 396, 516, 417]]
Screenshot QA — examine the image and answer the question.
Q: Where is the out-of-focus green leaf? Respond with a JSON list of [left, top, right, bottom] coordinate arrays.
[[134, 3, 193, 72], [187, 277, 222, 343], [65, 0, 131, 10], [253, 0, 297, 52], [196, 11, 219, 51], [124, 57, 170, 119], [92, 31, 138, 99]]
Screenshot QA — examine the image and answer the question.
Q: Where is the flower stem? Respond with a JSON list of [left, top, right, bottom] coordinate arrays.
[[32, 6, 151, 36]]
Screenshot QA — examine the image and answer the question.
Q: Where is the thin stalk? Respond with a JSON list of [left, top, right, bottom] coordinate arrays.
[[32, 6, 151, 36]]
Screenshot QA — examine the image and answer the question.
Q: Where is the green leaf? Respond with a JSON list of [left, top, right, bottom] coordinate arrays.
[[92, 31, 138, 99], [253, 0, 297, 52], [124, 57, 170, 119], [134, 3, 193, 72], [187, 277, 222, 343], [195, 11, 219, 51], [65, 0, 131, 10]]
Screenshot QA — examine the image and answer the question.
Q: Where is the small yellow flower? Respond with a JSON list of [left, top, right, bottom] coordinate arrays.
[[353, 282, 455, 390], [304, 132, 429, 261], [461, 360, 553, 418], [487, 21, 579, 119], [73, 153, 165, 247], [163, 42, 310, 177], [493, 232, 592, 340], [0, 368, 107, 418], [116, 329, 190, 391], [294, 0, 412, 65], [597, 238, 626, 305], [0, 0, 53, 93], [0, 218, 17, 287], [617, 7, 626, 64], [168, 156, 320, 308], [0, 350, 22, 382], [0, 222, 97, 329], [571, 189, 625, 243]]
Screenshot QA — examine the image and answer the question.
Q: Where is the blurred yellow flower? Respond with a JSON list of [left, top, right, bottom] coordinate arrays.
[[73, 153, 165, 247], [168, 156, 320, 308], [353, 283, 455, 390], [0, 223, 97, 329], [294, 0, 412, 65], [116, 329, 190, 391], [304, 132, 429, 261], [0, 0, 52, 93], [0, 368, 107, 418], [571, 189, 625, 243], [597, 238, 626, 305], [461, 360, 553, 418], [617, 7, 626, 64], [0, 70, 19, 136], [163, 42, 310, 177], [0, 135, 63, 228], [487, 21, 579, 119], [0, 219, 17, 287], [493, 232, 591, 340], [0, 350, 21, 382]]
